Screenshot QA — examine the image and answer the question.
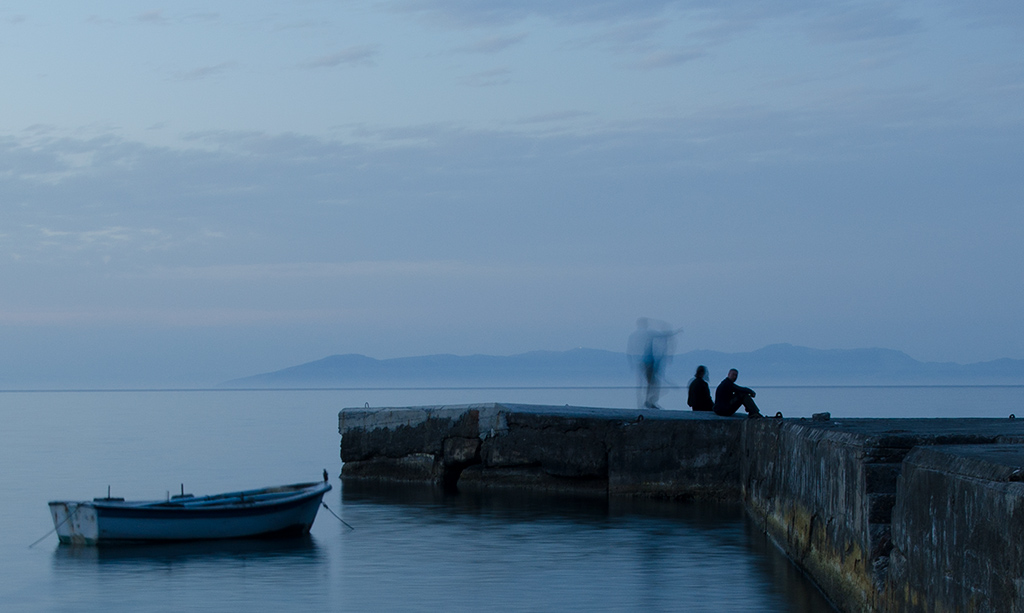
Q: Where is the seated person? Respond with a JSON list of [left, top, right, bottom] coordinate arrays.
[[687, 365, 714, 411], [714, 369, 762, 418]]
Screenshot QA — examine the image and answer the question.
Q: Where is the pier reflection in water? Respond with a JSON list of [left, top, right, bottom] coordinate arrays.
[[336, 482, 835, 612]]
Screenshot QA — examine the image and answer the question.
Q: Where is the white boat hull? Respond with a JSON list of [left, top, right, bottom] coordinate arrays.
[[49, 481, 332, 545]]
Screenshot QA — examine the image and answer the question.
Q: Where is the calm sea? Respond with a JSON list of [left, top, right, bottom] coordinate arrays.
[[2, 386, 1018, 612]]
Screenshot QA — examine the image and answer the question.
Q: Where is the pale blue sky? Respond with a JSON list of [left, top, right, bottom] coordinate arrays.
[[1, 1, 1022, 386]]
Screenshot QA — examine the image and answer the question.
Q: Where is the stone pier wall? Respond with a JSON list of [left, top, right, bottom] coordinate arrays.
[[339, 404, 1024, 613], [741, 420, 889, 611], [340, 403, 742, 498], [883, 445, 1024, 613], [741, 418, 1022, 612]]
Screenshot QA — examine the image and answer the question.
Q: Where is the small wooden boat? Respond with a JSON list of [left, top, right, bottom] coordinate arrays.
[[48, 480, 332, 545]]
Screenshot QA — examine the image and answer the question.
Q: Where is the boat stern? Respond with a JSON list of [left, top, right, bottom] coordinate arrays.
[[48, 502, 99, 545]]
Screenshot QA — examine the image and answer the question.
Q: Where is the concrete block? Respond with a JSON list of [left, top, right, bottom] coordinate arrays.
[[341, 453, 442, 482], [885, 444, 1024, 613], [608, 417, 742, 499]]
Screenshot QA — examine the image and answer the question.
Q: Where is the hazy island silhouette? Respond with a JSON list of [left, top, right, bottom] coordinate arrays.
[[220, 344, 1024, 389]]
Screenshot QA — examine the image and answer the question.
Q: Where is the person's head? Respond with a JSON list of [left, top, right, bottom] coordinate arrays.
[[727, 368, 739, 382], [694, 365, 707, 380]]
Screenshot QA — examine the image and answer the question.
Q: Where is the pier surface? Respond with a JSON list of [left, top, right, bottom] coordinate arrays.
[[339, 403, 1024, 613]]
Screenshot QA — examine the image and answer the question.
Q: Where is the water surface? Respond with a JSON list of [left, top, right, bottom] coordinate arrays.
[[3, 386, 1005, 611]]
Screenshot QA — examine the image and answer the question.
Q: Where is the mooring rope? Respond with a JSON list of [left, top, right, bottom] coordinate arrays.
[[29, 504, 78, 549], [321, 502, 355, 530]]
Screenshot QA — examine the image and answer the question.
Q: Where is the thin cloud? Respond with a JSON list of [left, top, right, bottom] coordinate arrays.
[[299, 45, 380, 68], [6, 222, 222, 266], [133, 261, 588, 289], [127, 10, 218, 26], [390, 0, 677, 27], [136, 9, 167, 25], [631, 49, 703, 69], [944, 0, 1024, 29], [272, 20, 326, 33], [86, 14, 119, 27], [173, 62, 237, 81], [182, 12, 220, 24], [516, 110, 590, 124], [451, 33, 527, 54], [577, 18, 669, 52], [32, 226, 170, 252], [390, 0, 926, 52], [0, 307, 353, 327], [140, 260, 476, 281], [461, 67, 512, 87], [807, 4, 921, 43]]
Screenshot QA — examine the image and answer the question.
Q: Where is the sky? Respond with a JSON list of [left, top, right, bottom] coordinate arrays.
[[1, 1, 1023, 387]]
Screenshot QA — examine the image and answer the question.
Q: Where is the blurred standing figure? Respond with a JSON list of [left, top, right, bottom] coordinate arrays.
[[628, 318, 681, 410], [687, 365, 714, 411]]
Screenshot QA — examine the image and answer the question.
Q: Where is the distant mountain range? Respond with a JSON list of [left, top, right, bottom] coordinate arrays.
[[220, 344, 1024, 388]]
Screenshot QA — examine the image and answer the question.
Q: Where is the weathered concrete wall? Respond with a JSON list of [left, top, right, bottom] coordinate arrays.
[[741, 418, 1024, 613], [340, 403, 743, 499], [339, 405, 487, 486], [339, 404, 1024, 613], [606, 410, 741, 498], [742, 419, 886, 612], [884, 445, 1024, 613]]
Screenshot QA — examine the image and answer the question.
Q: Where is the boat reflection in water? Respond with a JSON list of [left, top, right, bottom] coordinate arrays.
[[52, 534, 323, 566], [50, 534, 327, 609]]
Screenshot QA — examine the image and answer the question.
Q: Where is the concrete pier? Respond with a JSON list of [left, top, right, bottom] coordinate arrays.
[[339, 403, 1024, 613], [339, 404, 743, 497]]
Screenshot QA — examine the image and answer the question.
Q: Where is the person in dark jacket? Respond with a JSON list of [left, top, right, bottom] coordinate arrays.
[[714, 368, 762, 418], [687, 365, 714, 411]]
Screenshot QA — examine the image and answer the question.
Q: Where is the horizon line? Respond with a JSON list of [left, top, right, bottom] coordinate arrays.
[[2, 384, 1024, 393]]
